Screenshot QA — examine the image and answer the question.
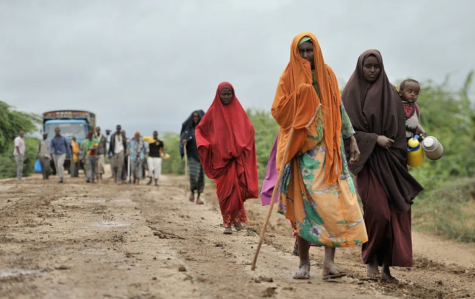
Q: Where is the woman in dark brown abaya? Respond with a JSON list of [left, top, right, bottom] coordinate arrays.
[[342, 50, 423, 283]]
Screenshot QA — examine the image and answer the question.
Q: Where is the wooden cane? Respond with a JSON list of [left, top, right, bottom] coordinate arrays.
[[251, 128, 294, 271], [184, 144, 189, 196]]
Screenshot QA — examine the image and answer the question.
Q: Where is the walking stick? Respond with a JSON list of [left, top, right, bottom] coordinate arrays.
[[251, 128, 294, 271], [184, 144, 189, 197]]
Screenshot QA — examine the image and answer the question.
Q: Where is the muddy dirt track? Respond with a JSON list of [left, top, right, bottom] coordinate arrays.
[[1, 168, 474, 299]]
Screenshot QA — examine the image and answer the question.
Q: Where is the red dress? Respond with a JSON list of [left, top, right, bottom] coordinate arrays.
[[195, 82, 259, 227]]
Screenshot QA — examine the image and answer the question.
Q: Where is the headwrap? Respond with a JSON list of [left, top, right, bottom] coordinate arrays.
[[341, 50, 423, 212], [179, 110, 205, 160], [272, 32, 342, 185]]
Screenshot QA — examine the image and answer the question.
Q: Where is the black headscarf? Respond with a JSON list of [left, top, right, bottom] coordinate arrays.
[[180, 110, 205, 160], [342, 50, 423, 213]]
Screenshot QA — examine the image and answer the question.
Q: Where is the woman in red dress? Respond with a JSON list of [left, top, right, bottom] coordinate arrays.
[[196, 82, 259, 234]]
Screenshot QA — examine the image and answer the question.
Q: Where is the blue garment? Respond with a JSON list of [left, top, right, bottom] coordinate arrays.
[[50, 135, 71, 157], [128, 139, 147, 162]]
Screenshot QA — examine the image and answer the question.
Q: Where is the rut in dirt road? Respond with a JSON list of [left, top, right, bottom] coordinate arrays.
[[0, 174, 474, 299]]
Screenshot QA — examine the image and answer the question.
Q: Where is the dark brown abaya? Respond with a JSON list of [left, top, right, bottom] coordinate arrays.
[[342, 50, 423, 267]]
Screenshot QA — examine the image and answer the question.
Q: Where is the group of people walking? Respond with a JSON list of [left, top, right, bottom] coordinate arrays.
[[12, 31, 424, 284], [14, 125, 166, 185], [182, 32, 423, 283]]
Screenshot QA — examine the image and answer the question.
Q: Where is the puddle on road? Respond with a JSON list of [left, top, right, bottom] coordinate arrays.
[[0, 269, 44, 278], [93, 221, 131, 227]]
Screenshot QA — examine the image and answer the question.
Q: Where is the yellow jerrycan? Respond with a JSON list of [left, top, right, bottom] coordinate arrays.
[[407, 135, 424, 168]]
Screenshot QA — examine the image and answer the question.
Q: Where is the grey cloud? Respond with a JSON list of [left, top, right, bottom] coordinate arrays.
[[0, 0, 473, 135]]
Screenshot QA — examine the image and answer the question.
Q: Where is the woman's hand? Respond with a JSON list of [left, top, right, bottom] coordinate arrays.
[[182, 139, 187, 145], [349, 136, 360, 164], [377, 136, 394, 150]]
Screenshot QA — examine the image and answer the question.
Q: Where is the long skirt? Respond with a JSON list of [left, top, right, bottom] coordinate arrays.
[[188, 157, 205, 194], [278, 143, 368, 248], [355, 165, 412, 267], [214, 163, 248, 228]]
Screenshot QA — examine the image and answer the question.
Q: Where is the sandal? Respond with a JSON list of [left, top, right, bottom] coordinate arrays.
[[234, 223, 244, 231], [223, 227, 233, 235], [322, 267, 346, 280], [293, 271, 310, 280]]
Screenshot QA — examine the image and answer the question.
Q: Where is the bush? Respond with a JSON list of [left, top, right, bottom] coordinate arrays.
[[0, 100, 40, 178], [0, 137, 39, 178]]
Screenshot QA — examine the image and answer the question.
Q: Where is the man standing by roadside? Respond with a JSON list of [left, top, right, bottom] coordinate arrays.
[[37, 133, 51, 180], [144, 131, 164, 187], [13, 131, 25, 180], [109, 125, 127, 184], [81, 131, 98, 183], [50, 127, 71, 183], [95, 127, 107, 182]]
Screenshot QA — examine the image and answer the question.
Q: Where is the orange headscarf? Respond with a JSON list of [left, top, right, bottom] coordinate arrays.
[[271, 32, 342, 185]]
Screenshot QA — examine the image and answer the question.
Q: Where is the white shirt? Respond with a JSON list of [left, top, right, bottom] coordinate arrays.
[[114, 134, 124, 154], [14, 136, 25, 156]]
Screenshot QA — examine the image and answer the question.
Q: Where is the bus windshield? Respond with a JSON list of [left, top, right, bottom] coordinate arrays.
[[45, 123, 86, 139]]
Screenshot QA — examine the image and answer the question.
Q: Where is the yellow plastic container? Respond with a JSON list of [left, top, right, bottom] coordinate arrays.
[[407, 135, 424, 168]]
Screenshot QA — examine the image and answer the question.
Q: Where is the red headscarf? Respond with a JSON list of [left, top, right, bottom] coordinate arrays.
[[196, 82, 258, 200]]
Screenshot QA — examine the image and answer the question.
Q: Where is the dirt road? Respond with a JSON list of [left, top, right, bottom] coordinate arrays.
[[1, 169, 474, 299]]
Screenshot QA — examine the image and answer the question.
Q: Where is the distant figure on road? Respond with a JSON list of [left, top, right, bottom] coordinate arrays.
[[50, 127, 71, 183], [37, 133, 51, 180], [95, 127, 108, 182], [13, 131, 25, 180], [109, 125, 127, 184], [196, 82, 258, 235], [81, 131, 99, 183], [180, 110, 205, 204], [144, 131, 165, 187], [128, 132, 147, 185], [70, 136, 80, 177]]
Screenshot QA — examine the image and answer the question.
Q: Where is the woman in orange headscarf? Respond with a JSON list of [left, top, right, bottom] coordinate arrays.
[[196, 82, 259, 235], [272, 33, 368, 280]]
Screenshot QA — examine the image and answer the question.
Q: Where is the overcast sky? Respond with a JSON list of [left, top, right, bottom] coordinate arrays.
[[1, 0, 474, 135]]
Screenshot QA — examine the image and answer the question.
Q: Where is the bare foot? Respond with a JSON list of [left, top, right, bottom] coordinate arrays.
[[381, 264, 399, 283], [367, 264, 380, 280], [293, 260, 310, 279], [189, 193, 195, 202], [381, 272, 399, 284], [196, 199, 204, 205]]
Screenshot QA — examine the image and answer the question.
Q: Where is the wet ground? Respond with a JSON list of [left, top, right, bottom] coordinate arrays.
[[0, 168, 474, 299]]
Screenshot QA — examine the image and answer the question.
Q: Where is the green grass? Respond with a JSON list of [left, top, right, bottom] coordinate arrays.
[[412, 178, 475, 242]]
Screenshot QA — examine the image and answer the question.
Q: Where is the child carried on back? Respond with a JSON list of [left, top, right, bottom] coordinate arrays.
[[399, 79, 426, 139]]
